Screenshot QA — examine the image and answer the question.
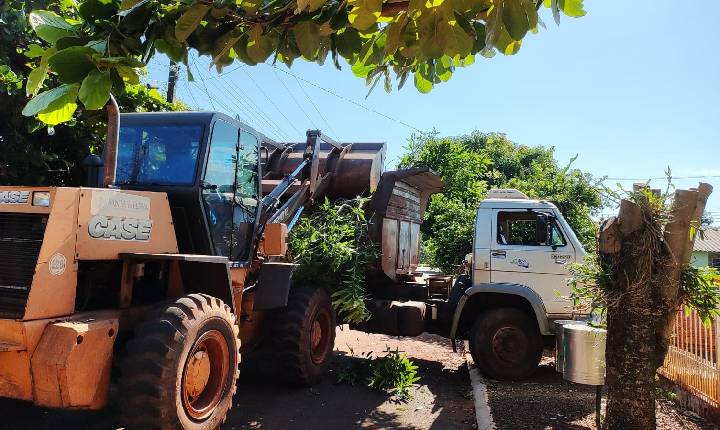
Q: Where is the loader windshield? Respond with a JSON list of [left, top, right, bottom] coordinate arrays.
[[116, 124, 203, 185]]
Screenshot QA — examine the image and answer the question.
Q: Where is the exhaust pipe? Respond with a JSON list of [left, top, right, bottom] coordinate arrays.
[[103, 94, 120, 188]]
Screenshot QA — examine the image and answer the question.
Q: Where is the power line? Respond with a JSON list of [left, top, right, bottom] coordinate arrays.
[[216, 72, 294, 140], [266, 64, 425, 134], [242, 68, 302, 136], [271, 67, 317, 129], [291, 73, 339, 138], [603, 175, 720, 181]]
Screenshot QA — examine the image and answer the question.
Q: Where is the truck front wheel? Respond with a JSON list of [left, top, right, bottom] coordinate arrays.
[[469, 308, 542, 381], [120, 294, 241, 430]]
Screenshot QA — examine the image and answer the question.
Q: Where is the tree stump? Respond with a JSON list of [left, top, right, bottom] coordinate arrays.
[[600, 183, 712, 430]]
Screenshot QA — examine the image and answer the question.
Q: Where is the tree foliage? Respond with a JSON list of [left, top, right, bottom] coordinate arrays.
[[17, 0, 585, 124], [1, 0, 186, 185], [399, 131, 602, 273]]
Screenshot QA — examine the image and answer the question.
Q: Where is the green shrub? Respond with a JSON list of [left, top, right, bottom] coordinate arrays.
[[336, 347, 421, 401]]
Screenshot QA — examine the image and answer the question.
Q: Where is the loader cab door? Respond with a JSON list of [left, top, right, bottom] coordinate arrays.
[[202, 120, 260, 262], [490, 209, 575, 316]]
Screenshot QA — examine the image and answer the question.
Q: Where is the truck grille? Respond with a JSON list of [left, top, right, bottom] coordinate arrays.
[[0, 213, 47, 319]]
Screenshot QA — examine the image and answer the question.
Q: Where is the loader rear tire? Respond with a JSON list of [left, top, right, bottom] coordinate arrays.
[[119, 294, 240, 430], [275, 286, 336, 386]]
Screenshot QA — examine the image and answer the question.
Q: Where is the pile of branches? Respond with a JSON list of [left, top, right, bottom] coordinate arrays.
[[288, 197, 377, 324]]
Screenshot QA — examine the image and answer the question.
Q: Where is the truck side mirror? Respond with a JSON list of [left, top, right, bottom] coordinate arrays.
[[535, 213, 550, 245]]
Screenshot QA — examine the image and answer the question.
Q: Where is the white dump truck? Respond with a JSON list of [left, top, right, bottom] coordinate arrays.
[[360, 188, 587, 380]]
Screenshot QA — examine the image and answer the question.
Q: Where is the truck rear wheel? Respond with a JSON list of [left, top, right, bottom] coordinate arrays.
[[275, 286, 336, 385], [120, 294, 240, 430], [469, 308, 542, 381]]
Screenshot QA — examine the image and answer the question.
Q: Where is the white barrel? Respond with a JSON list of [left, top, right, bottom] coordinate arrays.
[[554, 320, 577, 373], [562, 323, 606, 385]]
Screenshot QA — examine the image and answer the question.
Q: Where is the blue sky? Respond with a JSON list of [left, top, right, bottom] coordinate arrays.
[[146, 0, 720, 220]]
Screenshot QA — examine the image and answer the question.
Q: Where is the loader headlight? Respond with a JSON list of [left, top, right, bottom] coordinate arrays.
[[32, 191, 50, 207]]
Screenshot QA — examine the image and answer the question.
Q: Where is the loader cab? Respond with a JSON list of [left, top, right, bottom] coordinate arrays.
[[114, 112, 262, 264]]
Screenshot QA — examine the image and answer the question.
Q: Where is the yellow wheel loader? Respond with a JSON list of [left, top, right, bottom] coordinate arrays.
[[0, 98, 385, 429]]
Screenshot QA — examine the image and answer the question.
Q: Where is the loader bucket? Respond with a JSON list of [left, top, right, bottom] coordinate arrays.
[[262, 141, 386, 200]]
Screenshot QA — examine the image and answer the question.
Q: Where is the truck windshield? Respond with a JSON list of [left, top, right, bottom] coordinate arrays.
[[116, 124, 203, 185]]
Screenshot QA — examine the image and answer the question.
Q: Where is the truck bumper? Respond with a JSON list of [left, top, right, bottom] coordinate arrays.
[[0, 312, 118, 409]]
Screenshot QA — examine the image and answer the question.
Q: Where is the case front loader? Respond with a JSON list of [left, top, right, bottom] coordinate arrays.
[[0, 101, 387, 428]]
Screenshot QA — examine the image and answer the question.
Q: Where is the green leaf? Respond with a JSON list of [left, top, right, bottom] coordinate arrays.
[[418, 11, 444, 59], [29, 10, 76, 44], [294, 21, 321, 59], [438, 9, 473, 57], [502, 0, 530, 40], [22, 83, 79, 118], [297, 0, 326, 13], [48, 46, 97, 84], [559, 0, 585, 17], [550, 0, 561, 25], [79, 0, 119, 20], [335, 28, 362, 59], [38, 98, 79, 125], [247, 25, 277, 63], [79, 69, 111, 110], [26, 47, 57, 97], [120, 0, 142, 10], [494, 27, 522, 54], [348, 0, 382, 31], [413, 64, 433, 93], [237, 0, 262, 13], [175, 3, 211, 42], [385, 13, 408, 54], [25, 44, 45, 59], [115, 64, 140, 84], [95, 56, 144, 67]]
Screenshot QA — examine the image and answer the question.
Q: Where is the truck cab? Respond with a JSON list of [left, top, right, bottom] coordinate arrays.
[[472, 189, 586, 320]]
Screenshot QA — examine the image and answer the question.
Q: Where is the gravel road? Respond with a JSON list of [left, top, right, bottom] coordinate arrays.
[[484, 349, 718, 430]]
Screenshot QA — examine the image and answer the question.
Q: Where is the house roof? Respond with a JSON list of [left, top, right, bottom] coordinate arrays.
[[695, 228, 720, 253]]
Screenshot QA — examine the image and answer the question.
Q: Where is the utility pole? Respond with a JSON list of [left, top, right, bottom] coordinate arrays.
[[167, 61, 178, 103]]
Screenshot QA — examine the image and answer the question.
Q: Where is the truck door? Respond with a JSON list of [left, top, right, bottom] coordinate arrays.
[[490, 209, 575, 316]]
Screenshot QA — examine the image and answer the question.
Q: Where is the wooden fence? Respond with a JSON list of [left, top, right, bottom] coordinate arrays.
[[659, 307, 720, 408]]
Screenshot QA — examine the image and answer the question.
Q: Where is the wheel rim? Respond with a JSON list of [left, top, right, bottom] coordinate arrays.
[[491, 326, 528, 365], [181, 330, 230, 421], [310, 308, 332, 365]]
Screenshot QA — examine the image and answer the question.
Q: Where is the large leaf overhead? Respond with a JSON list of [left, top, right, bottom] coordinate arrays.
[[22, 0, 587, 124]]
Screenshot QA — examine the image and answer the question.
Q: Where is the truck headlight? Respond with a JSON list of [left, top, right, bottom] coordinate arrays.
[[32, 191, 50, 206]]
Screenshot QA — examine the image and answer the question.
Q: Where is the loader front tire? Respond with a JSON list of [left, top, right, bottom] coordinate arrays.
[[120, 294, 240, 430], [276, 286, 336, 386]]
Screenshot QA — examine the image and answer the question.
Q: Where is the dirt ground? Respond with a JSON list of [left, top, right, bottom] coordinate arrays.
[[484, 349, 719, 430], [0, 327, 475, 430]]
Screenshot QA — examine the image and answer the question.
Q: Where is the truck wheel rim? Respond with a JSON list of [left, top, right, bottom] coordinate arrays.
[[182, 330, 230, 420], [491, 326, 527, 365], [310, 308, 332, 364]]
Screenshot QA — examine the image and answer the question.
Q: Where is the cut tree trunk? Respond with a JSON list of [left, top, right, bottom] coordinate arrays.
[[600, 183, 712, 430]]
